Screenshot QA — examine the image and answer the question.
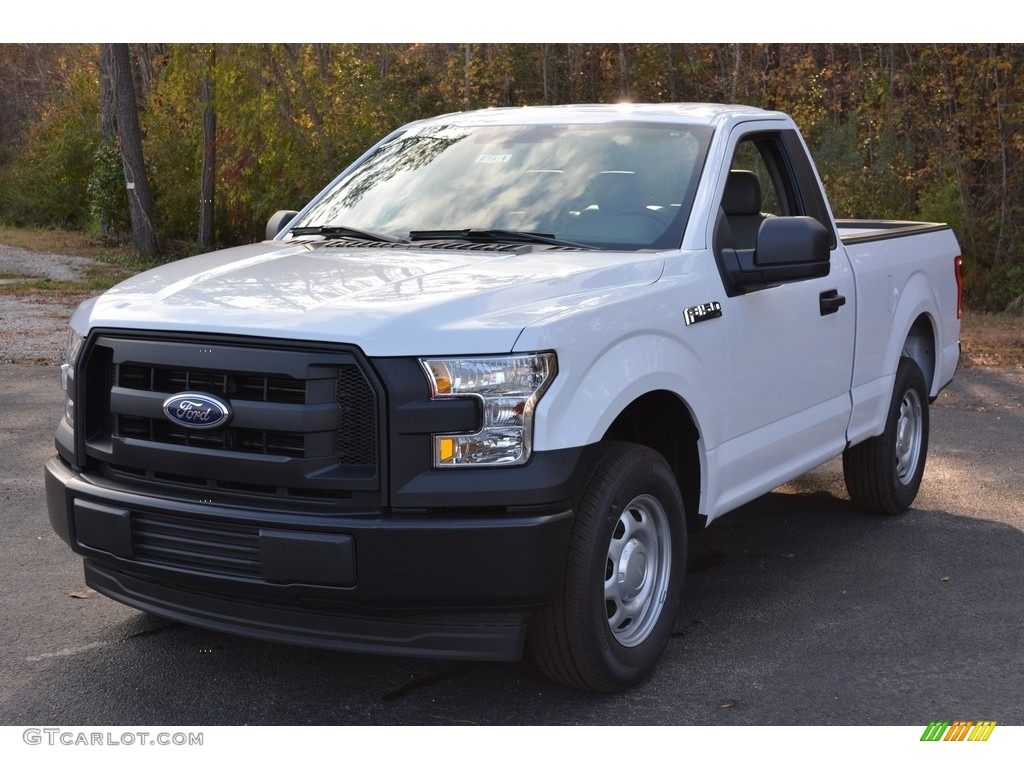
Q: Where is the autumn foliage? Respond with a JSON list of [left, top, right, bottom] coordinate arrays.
[[0, 43, 1021, 309]]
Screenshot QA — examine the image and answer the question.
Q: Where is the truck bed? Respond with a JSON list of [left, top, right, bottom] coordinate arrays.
[[836, 219, 951, 244]]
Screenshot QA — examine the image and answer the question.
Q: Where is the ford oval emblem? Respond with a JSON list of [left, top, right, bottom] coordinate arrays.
[[162, 392, 233, 430]]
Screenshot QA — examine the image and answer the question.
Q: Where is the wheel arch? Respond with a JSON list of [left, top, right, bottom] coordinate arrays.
[[843, 356, 930, 514], [601, 390, 704, 529], [888, 270, 942, 397], [531, 330, 716, 524], [902, 313, 937, 396]]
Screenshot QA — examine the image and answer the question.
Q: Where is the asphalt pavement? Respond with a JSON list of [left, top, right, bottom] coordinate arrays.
[[1, 362, 1021, 726]]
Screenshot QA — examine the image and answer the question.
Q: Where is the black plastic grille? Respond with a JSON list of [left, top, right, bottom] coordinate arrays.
[[117, 415, 307, 457], [319, 238, 557, 253], [133, 510, 261, 577], [118, 364, 307, 404], [402, 240, 531, 252], [106, 360, 376, 465], [82, 334, 383, 503], [335, 367, 377, 465]]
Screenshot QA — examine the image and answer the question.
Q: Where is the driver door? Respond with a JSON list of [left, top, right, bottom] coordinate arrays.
[[712, 124, 856, 512]]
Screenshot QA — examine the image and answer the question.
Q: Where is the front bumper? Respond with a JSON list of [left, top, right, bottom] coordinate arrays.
[[45, 455, 576, 661]]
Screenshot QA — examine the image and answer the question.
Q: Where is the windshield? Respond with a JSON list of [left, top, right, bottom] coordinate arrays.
[[291, 121, 713, 250]]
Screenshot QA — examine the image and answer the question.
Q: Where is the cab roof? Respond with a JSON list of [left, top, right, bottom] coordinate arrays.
[[410, 103, 791, 130]]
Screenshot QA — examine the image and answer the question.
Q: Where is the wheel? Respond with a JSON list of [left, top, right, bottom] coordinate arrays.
[[843, 357, 930, 514], [529, 442, 686, 692]]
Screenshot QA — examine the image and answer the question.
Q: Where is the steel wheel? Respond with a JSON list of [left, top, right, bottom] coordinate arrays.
[[843, 357, 930, 515], [528, 442, 686, 692], [895, 388, 924, 485], [604, 493, 673, 647]]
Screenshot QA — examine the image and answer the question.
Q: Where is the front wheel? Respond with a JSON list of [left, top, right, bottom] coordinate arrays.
[[529, 442, 686, 692], [843, 357, 930, 514]]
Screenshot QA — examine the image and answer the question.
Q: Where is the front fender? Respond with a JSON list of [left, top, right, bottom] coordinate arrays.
[[532, 330, 716, 453]]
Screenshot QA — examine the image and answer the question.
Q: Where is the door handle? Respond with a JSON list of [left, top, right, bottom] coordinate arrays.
[[820, 289, 846, 316]]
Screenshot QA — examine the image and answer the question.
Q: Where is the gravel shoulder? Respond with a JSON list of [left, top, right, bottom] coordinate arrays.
[[0, 242, 96, 282], [0, 292, 85, 365], [0, 244, 99, 364]]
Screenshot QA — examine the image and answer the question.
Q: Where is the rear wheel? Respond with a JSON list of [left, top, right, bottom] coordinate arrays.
[[529, 442, 686, 692], [843, 357, 930, 514]]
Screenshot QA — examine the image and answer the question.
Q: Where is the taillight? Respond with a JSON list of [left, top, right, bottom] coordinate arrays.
[[954, 255, 964, 319]]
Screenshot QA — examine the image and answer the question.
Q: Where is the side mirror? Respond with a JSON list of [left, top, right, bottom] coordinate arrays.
[[756, 216, 830, 268], [266, 210, 298, 240], [718, 215, 831, 295]]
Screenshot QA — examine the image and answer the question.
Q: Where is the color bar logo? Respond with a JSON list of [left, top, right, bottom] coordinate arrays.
[[920, 721, 997, 742]]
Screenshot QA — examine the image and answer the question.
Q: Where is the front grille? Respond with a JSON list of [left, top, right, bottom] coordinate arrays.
[[116, 416, 306, 457], [81, 333, 384, 504], [118, 364, 308, 404], [335, 367, 377, 465]]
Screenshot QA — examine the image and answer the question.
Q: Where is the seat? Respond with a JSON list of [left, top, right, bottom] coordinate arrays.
[[722, 170, 769, 249], [565, 171, 665, 245], [589, 171, 645, 214]]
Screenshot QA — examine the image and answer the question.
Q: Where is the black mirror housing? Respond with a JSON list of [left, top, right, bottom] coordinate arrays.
[[266, 210, 299, 240], [756, 216, 830, 266], [717, 215, 832, 296]]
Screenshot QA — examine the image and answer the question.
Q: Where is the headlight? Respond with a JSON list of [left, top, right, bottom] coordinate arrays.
[[60, 329, 85, 427], [420, 352, 557, 467]]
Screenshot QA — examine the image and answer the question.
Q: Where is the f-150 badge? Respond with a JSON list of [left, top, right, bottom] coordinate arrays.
[[684, 301, 723, 326]]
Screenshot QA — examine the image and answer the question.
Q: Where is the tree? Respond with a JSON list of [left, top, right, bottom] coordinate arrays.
[[199, 45, 216, 248], [2, 43, 1022, 308], [104, 43, 158, 256]]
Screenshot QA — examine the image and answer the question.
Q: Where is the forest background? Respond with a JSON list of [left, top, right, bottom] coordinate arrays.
[[0, 42, 1021, 311]]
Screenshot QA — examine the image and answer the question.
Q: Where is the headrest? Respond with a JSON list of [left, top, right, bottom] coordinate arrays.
[[722, 170, 762, 215]]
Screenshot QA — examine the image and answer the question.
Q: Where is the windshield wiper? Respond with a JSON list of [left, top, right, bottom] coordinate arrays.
[[408, 228, 594, 249], [289, 225, 408, 243]]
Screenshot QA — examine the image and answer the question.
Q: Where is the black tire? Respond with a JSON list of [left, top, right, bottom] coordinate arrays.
[[843, 357, 930, 515], [528, 442, 686, 692]]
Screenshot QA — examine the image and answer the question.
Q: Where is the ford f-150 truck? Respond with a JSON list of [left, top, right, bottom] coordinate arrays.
[[45, 104, 962, 692]]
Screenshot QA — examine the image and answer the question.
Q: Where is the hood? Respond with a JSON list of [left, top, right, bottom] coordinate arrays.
[[81, 239, 665, 355]]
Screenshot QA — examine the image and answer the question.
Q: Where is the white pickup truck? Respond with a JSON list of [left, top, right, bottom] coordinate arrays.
[[45, 104, 962, 692]]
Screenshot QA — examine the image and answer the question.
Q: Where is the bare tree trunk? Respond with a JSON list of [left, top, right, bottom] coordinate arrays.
[[666, 44, 677, 101], [618, 44, 630, 99], [731, 44, 741, 102], [105, 43, 157, 257], [199, 45, 216, 249], [990, 44, 1008, 266], [132, 43, 167, 102], [97, 46, 119, 238], [99, 48, 116, 140], [540, 44, 549, 103]]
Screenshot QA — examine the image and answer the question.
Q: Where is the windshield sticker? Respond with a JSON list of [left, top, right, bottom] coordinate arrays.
[[476, 154, 513, 164]]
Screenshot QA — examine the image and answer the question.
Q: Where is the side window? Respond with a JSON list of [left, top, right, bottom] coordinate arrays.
[[714, 130, 836, 296], [719, 133, 803, 251], [729, 140, 784, 216]]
